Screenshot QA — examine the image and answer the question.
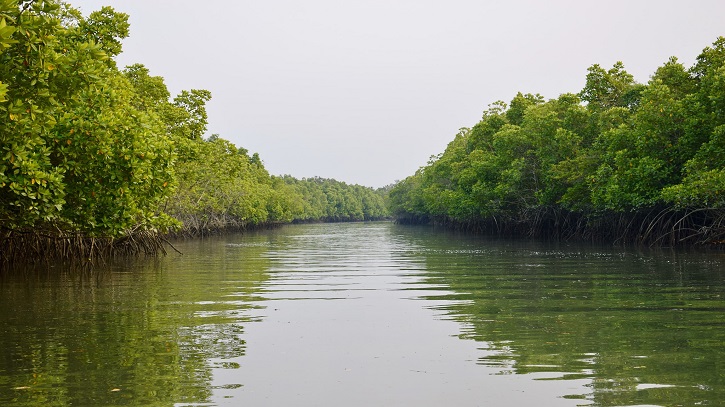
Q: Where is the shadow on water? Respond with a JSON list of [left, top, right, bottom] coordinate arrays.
[[2, 223, 725, 406], [0, 231, 275, 406], [396, 224, 725, 406]]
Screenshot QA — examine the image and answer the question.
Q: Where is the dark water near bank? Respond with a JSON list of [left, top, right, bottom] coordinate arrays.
[[1, 222, 724, 406]]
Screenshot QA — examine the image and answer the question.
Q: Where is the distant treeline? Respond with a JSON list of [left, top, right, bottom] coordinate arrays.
[[0, 2, 387, 262], [390, 38, 725, 246]]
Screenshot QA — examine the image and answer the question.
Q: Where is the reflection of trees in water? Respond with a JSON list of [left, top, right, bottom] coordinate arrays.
[[401, 226, 725, 406], [0, 234, 272, 406]]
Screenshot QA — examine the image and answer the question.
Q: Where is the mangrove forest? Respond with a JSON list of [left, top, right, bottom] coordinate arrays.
[[0, 1, 388, 263], [389, 37, 725, 246], [2, 0, 725, 264]]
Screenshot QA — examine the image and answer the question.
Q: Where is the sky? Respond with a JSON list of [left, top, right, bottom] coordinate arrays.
[[69, 0, 725, 188]]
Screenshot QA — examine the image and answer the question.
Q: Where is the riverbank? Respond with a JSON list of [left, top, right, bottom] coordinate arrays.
[[395, 206, 725, 247], [0, 3, 390, 265], [0, 217, 395, 266], [389, 38, 725, 245]]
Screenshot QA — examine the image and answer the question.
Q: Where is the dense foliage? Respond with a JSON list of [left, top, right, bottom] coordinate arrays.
[[164, 135, 389, 236], [0, 1, 176, 237], [280, 176, 388, 223], [0, 1, 388, 260], [390, 38, 725, 245], [120, 64, 389, 236]]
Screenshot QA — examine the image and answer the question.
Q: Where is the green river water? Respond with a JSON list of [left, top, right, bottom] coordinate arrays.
[[1, 222, 724, 406]]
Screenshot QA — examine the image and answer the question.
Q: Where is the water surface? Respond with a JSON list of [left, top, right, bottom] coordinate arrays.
[[1, 222, 724, 406]]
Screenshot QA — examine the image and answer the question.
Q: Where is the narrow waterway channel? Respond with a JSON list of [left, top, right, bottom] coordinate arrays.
[[1, 222, 724, 406]]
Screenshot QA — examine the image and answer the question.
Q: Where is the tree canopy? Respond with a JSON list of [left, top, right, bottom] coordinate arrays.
[[0, 1, 389, 261], [390, 38, 725, 245], [0, 1, 176, 237]]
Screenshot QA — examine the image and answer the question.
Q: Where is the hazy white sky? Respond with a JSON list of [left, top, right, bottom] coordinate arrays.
[[70, 0, 725, 187]]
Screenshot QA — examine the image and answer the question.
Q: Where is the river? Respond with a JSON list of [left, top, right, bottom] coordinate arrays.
[[1, 222, 724, 406]]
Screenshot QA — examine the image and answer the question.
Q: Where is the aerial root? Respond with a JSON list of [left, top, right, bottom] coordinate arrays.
[[0, 227, 169, 268], [397, 207, 725, 247]]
